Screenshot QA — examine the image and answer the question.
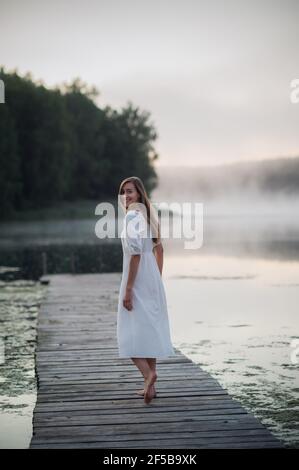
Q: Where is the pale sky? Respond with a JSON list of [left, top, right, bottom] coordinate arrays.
[[1, 0, 299, 166]]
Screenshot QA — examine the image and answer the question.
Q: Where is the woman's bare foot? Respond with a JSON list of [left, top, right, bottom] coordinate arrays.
[[136, 384, 157, 397], [144, 371, 157, 404]]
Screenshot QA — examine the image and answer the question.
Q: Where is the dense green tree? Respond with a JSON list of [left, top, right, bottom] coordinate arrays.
[[0, 104, 22, 217], [0, 68, 159, 219]]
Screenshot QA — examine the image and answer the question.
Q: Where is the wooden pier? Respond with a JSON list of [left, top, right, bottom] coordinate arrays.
[[30, 273, 285, 449]]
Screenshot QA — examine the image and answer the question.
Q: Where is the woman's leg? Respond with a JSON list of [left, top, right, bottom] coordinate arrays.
[[131, 357, 157, 403], [135, 358, 157, 397], [147, 358, 156, 374], [131, 357, 152, 380]]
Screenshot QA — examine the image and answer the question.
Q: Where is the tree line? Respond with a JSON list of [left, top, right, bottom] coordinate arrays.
[[0, 67, 159, 219]]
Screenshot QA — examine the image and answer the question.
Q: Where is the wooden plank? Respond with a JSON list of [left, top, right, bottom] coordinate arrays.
[[30, 273, 285, 449], [33, 396, 240, 413], [31, 415, 268, 436], [33, 403, 245, 419], [30, 439, 283, 449], [30, 424, 280, 446], [35, 390, 229, 403], [37, 380, 222, 393]]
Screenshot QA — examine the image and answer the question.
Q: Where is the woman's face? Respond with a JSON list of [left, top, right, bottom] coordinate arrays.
[[122, 182, 140, 209]]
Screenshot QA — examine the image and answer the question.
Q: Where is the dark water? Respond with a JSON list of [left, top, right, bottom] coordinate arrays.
[[0, 278, 46, 448]]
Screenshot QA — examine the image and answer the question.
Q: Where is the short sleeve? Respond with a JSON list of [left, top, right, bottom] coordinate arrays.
[[124, 210, 146, 255]]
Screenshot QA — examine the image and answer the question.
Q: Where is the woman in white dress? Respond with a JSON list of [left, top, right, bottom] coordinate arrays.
[[117, 176, 176, 404]]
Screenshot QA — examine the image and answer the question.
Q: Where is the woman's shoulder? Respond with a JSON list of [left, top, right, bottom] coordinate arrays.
[[126, 209, 139, 215], [125, 209, 148, 234], [125, 209, 143, 219]]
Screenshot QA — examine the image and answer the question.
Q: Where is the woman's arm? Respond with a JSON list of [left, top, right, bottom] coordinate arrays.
[[123, 254, 141, 311], [126, 254, 141, 289], [153, 243, 163, 275]]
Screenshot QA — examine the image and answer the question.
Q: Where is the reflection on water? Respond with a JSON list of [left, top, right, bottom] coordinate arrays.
[[164, 254, 299, 448], [0, 280, 46, 448], [1, 211, 299, 276], [0, 244, 122, 281], [0, 205, 298, 448]]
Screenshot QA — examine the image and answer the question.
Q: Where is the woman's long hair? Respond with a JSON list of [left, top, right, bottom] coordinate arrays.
[[118, 176, 161, 246]]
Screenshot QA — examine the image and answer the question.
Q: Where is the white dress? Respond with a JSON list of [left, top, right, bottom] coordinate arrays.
[[117, 209, 176, 359]]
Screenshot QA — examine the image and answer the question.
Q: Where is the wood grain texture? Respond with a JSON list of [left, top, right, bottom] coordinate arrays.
[[30, 273, 285, 449]]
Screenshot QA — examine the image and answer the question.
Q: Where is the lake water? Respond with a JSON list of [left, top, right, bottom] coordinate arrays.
[[164, 253, 299, 448], [0, 278, 46, 448], [162, 206, 299, 449], [0, 200, 298, 448]]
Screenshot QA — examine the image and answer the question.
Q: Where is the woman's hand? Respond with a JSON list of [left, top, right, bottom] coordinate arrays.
[[123, 286, 133, 311]]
